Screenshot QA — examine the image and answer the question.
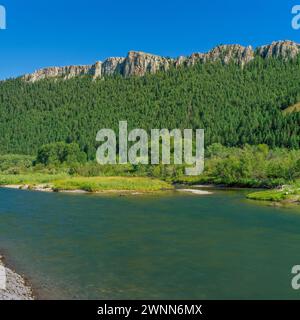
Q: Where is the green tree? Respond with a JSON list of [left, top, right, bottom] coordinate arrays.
[[36, 142, 86, 165]]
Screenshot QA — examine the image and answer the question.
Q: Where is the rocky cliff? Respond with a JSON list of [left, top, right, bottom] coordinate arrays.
[[256, 40, 300, 59], [123, 51, 174, 76], [22, 40, 300, 82]]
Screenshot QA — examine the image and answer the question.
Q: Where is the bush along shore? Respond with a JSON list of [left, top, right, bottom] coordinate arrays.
[[0, 142, 299, 201], [0, 256, 34, 300]]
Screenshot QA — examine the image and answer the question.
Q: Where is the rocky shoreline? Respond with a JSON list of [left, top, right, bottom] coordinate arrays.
[[1, 184, 160, 194], [1, 184, 216, 196], [0, 256, 34, 300]]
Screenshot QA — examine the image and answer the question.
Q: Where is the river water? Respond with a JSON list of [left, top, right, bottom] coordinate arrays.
[[0, 188, 300, 299]]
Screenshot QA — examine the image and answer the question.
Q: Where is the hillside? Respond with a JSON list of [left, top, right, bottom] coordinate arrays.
[[0, 42, 299, 158]]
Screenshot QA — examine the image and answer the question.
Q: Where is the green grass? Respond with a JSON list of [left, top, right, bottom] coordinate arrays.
[[247, 182, 300, 203], [0, 173, 68, 186], [52, 176, 172, 192], [247, 190, 287, 201], [0, 174, 172, 192]]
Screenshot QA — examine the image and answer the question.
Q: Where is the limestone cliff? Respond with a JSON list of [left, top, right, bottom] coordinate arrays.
[[22, 40, 300, 82], [256, 40, 300, 59], [22, 65, 95, 82], [123, 51, 174, 76], [178, 44, 254, 67]]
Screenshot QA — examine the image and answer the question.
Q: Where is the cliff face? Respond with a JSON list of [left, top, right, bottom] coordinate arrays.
[[123, 51, 174, 76], [177, 44, 254, 67], [204, 44, 254, 66], [22, 65, 94, 82], [101, 57, 125, 76], [22, 40, 300, 82], [256, 40, 300, 59]]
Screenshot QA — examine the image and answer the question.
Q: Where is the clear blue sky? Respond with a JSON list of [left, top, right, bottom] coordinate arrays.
[[0, 0, 299, 80]]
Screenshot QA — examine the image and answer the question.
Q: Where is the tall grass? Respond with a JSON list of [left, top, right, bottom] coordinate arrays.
[[0, 173, 68, 185], [52, 176, 172, 192]]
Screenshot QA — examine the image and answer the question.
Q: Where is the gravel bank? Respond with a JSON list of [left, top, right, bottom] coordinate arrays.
[[0, 256, 34, 300]]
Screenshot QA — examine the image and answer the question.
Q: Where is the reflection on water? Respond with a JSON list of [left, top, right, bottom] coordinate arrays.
[[0, 188, 300, 299]]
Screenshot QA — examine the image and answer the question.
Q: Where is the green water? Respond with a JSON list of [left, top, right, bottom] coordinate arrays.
[[0, 188, 300, 299]]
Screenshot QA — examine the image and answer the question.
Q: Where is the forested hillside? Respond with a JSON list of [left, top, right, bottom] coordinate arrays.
[[0, 56, 299, 158]]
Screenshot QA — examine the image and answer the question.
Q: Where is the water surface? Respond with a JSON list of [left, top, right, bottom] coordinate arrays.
[[0, 188, 300, 299]]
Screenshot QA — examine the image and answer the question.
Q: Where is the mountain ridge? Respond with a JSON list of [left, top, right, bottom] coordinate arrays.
[[21, 40, 300, 82], [1, 42, 299, 156]]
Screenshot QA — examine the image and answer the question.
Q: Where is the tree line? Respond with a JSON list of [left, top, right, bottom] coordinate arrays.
[[0, 56, 299, 158]]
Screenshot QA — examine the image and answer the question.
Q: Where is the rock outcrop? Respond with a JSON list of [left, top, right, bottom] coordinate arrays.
[[123, 51, 174, 77], [22, 40, 300, 82], [101, 57, 125, 76], [178, 44, 254, 67], [203, 44, 254, 66], [23, 64, 97, 82], [256, 40, 300, 60]]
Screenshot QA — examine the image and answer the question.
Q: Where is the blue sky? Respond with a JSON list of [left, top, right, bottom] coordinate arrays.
[[0, 0, 299, 79]]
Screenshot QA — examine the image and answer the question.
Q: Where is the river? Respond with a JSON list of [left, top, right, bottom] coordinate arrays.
[[0, 187, 300, 299]]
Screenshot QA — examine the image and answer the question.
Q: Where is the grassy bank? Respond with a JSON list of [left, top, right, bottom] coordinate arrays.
[[0, 174, 172, 193], [52, 176, 172, 192], [0, 173, 68, 186], [247, 182, 300, 203]]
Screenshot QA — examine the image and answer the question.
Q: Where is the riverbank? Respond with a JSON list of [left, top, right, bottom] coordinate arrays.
[[0, 255, 34, 300], [247, 183, 300, 204], [1, 173, 299, 204], [1, 184, 215, 197], [0, 175, 173, 194], [177, 176, 300, 205]]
